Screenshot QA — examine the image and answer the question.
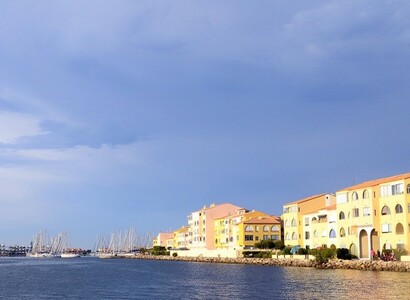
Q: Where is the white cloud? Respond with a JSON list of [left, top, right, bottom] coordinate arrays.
[[0, 111, 47, 144]]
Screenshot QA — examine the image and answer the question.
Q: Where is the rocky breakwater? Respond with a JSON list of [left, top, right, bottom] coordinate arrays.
[[127, 254, 410, 272]]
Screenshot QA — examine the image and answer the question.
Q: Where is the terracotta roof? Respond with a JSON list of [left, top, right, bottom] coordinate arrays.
[[339, 172, 410, 191], [244, 216, 281, 224], [303, 204, 337, 215], [285, 193, 327, 206]]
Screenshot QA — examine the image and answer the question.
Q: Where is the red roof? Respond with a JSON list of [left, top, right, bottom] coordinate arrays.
[[339, 173, 410, 191], [244, 216, 281, 224]]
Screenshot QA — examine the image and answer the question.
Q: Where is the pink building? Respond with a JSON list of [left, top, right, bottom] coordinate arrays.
[[188, 203, 242, 250]]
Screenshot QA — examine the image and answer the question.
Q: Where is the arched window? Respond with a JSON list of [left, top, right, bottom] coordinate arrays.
[[340, 227, 346, 237], [381, 205, 391, 215], [285, 220, 290, 227], [363, 189, 369, 199], [396, 223, 404, 235], [271, 225, 279, 232], [291, 219, 297, 227], [407, 184, 410, 194], [313, 230, 318, 238], [329, 229, 336, 238], [395, 204, 403, 214], [321, 230, 326, 237], [352, 192, 359, 201], [245, 226, 253, 232], [339, 211, 345, 220], [285, 233, 289, 240], [292, 232, 297, 240], [312, 217, 317, 222], [263, 225, 269, 232]]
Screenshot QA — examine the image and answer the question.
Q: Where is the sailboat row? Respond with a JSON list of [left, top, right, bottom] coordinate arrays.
[[28, 230, 80, 258]]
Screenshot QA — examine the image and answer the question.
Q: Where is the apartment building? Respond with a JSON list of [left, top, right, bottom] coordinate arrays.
[[173, 226, 189, 249], [187, 203, 242, 250], [153, 232, 174, 248], [336, 173, 410, 258], [282, 194, 336, 247], [214, 209, 271, 249]]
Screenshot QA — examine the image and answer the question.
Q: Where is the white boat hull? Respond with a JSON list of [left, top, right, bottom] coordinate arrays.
[[60, 253, 80, 258]]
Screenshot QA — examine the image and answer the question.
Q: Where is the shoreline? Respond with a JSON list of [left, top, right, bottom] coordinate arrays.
[[119, 254, 410, 272]]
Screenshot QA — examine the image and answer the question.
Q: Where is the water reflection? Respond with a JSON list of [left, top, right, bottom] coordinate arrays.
[[0, 258, 409, 299]]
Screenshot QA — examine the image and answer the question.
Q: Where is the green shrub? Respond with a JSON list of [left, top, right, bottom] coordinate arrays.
[[312, 247, 335, 264], [336, 248, 351, 260], [283, 246, 292, 255], [297, 248, 308, 255]]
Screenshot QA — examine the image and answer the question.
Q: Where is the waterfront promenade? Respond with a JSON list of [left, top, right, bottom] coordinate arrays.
[[121, 254, 410, 272]]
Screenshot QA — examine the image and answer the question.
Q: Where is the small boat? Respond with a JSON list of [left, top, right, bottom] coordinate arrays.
[[28, 252, 54, 258], [60, 253, 80, 259]]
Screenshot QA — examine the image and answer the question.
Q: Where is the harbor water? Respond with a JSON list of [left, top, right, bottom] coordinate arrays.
[[0, 257, 409, 299]]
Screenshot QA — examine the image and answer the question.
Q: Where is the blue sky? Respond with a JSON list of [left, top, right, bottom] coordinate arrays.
[[0, 1, 409, 248]]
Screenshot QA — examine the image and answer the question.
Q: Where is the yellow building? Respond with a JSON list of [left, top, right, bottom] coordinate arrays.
[[173, 226, 189, 249], [282, 194, 336, 247], [214, 209, 269, 249], [214, 209, 282, 250], [239, 216, 282, 249], [336, 173, 410, 259], [303, 204, 337, 250]]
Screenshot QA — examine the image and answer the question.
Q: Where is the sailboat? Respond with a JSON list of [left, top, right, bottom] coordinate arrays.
[[28, 230, 53, 258], [59, 232, 80, 258]]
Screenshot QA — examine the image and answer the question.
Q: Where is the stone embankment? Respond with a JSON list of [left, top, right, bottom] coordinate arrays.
[[123, 254, 410, 272]]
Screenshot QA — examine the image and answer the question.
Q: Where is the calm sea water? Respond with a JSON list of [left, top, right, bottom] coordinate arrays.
[[0, 257, 409, 299]]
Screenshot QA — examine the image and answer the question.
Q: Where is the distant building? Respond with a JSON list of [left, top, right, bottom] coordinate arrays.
[[214, 209, 282, 250], [153, 232, 174, 249], [187, 203, 242, 250], [173, 226, 189, 249]]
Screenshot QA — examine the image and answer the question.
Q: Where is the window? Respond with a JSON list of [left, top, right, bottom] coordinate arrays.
[[395, 204, 403, 213], [381, 224, 392, 233], [352, 192, 359, 201], [271, 235, 278, 240], [255, 236, 259, 241], [304, 218, 309, 226], [305, 231, 310, 240], [312, 217, 317, 222], [255, 226, 259, 232], [339, 211, 345, 220], [245, 226, 253, 232], [321, 230, 326, 237], [329, 229, 336, 238], [353, 208, 359, 218], [285, 233, 289, 240], [340, 227, 346, 237], [292, 232, 297, 240], [245, 235, 254, 241], [382, 183, 404, 197], [392, 183, 404, 195], [407, 184, 410, 194], [313, 230, 318, 238], [381, 205, 391, 215], [271, 225, 279, 232], [285, 220, 290, 227], [263, 235, 269, 240], [363, 189, 369, 199], [291, 219, 297, 227], [363, 207, 370, 216], [396, 223, 404, 234], [263, 225, 269, 232], [408, 203, 410, 213]]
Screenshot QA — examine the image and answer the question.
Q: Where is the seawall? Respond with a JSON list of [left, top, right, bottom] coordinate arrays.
[[122, 254, 410, 272]]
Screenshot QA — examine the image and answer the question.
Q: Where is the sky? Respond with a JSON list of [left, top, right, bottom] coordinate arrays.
[[0, 0, 409, 249]]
